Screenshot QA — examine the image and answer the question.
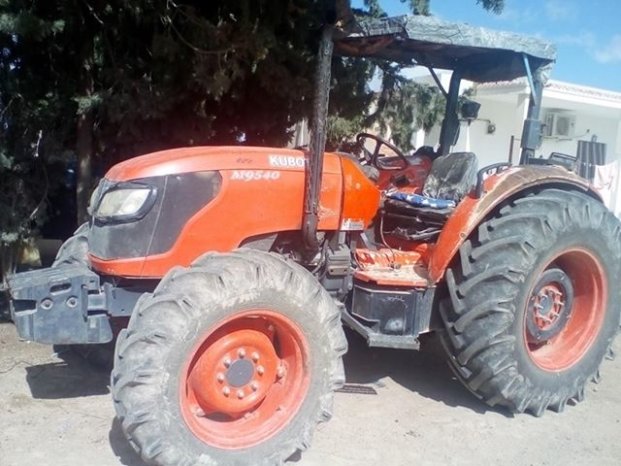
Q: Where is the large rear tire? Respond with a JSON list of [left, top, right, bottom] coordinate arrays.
[[440, 189, 621, 415], [111, 249, 347, 466]]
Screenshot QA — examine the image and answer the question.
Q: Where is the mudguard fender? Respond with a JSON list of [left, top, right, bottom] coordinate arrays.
[[428, 165, 602, 283]]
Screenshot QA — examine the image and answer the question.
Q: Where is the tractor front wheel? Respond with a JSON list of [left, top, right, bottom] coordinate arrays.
[[441, 189, 621, 415], [111, 250, 347, 466]]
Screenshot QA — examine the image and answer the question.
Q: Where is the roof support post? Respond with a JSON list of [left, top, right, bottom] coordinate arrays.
[[519, 54, 544, 164], [303, 25, 334, 254], [438, 70, 462, 156]]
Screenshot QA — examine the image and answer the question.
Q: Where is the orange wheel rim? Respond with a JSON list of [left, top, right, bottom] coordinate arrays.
[[180, 309, 310, 449], [524, 248, 607, 372]]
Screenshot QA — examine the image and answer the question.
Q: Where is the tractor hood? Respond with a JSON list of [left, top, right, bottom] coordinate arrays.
[[105, 146, 342, 182], [334, 15, 557, 83]]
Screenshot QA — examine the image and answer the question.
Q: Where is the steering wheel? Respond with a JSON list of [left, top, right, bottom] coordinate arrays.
[[356, 132, 410, 170]]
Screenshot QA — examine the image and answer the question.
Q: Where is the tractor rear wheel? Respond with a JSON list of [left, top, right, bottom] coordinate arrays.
[[440, 188, 621, 415], [111, 249, 347, 466]]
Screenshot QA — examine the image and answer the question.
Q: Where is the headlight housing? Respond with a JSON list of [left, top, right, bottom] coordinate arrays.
[[94, 182, 157, 224]]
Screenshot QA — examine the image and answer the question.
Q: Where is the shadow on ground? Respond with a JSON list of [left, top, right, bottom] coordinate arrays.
[[21, 326, 507, 461], [23, 328, 507, 412], [341, 329, 510, 417], [25, 347, 109, 399], [109, 418, 149, 466]]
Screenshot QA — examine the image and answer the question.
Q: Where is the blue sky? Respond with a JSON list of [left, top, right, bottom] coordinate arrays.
[[351, 0, 621, 92]]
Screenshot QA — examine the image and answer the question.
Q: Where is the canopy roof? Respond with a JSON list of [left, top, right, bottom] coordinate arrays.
[[334, 15, 557, 83]]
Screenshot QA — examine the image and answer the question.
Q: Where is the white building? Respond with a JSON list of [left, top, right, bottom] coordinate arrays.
[[414, 74, 621, 215]]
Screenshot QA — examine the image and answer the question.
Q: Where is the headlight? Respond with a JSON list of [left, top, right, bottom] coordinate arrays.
[[95, 184, 156, 223]]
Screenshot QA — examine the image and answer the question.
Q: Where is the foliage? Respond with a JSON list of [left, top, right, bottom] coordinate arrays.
[[1, 0, 327, 240], [0, 0, 506, 249]]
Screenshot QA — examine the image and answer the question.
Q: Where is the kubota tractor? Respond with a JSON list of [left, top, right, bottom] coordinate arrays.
[[8, 14, 621, 466]]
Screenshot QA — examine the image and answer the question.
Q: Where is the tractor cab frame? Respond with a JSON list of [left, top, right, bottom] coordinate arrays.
[[303, 14, 557, 256]]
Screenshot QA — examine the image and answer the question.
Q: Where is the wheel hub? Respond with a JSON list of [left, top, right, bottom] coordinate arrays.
[[226, 359, 255, 387], [180, 310, 310, 449], [526, 268, 574, 344], [187, 326, 281, 415]]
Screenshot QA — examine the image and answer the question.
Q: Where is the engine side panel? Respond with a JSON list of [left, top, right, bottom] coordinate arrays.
[[340, 157, 381, 230]]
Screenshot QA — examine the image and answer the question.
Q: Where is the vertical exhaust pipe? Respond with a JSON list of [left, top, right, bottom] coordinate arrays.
[[303, 25, 334, 254]]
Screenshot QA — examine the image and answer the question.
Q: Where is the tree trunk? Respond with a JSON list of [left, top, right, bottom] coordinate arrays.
[[76, 21, 95, 225], [76, 108, 94, 224]]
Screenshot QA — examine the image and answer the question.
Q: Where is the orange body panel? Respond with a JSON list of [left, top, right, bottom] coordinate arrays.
[[91, 146, 380, 278], [427, 165, 600, 283], [340, 157, 382, 230], [106, 146, 341, 181], [354, 248, 429, 287]]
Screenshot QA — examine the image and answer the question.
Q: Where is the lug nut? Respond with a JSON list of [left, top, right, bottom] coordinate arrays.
[[250, 382, 259, 392], [216, 373, 225, 383], [193, 407, 205, 417], [251, 352, 260, 362], [223, 358, 231, 368], [238, 348, 246, 358], [277, 366, 286, 379], [256, 365, 265, 376], [267, 324, 275, 332], [237, 390, 245, 399], [222, 386, 230, 397]]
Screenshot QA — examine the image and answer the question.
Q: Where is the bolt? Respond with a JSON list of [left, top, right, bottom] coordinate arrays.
[[277, 365, 286, 379], [251, 351, 260, 362], [223, 358, 231, 368], [237, 390, 245, 399], [257, 365, 265, 376], [193, 407, 205, 417], [250, 382, 258, 392], [238, 348, 246, 358], [267, 324, 275, 333], [41, 298, 53, 310], [216, 373, 225, 383], [222, 386, 230, 397]]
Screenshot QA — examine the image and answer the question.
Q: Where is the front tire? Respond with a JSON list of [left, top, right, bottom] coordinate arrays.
[[52, 222, 89, 267], [440, 189, 621, 415], [111, 249, 347, 466]]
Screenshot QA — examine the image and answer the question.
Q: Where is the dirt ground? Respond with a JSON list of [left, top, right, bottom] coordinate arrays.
[[1, 320, 620, 466]]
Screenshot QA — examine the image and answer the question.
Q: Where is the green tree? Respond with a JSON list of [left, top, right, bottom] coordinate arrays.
[[1, 1, 326, 229], [0, 0, 505, 261]]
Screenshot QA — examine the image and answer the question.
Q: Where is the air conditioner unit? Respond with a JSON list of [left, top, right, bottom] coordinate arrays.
[[544, 111, 576, 138]]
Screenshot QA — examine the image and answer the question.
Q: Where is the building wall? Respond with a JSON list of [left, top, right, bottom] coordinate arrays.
[[418, 94, 621, 169], [539, 113, 619, 163], [455, 96, 521, 168]]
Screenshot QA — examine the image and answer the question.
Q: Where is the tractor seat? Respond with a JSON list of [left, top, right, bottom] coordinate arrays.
[[382, 152, 478, 241], [421, 151, 478, 202]]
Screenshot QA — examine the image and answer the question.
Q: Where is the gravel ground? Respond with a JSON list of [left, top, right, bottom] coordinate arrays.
[[1, 321, 620, 466]]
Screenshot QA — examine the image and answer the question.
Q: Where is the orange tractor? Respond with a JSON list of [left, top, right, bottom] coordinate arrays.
[[9, 14, 621, 466]]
